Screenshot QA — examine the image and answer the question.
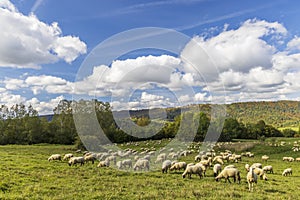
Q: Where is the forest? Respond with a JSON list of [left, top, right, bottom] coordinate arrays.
[[0, 100, 299, 147]]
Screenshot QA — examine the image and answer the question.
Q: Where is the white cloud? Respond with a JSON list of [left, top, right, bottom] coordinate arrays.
[[0, 1, 86, 68], [3, 78, 26, 90], [25, 75, 73, 94], [287, 36, 300, 51], [180, 18, 287, 81]]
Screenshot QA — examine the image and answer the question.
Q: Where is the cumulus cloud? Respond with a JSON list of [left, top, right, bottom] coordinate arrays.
[[25, 75, 73, 95], [0, 1, 87, 68], [180, 18, 287, 81]]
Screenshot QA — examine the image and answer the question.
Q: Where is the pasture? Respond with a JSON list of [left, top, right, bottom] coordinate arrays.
[[0, 138, 300, 199]]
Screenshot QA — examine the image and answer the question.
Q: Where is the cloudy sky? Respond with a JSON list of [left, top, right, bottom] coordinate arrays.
[[1, 0, 300, 115]]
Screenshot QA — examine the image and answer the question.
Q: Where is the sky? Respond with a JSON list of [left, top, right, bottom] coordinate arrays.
[[1, 0, 300, 115]]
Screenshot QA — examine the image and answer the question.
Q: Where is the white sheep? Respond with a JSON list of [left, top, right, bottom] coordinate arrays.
[[133, 159, 150, 171], [247, 167, 258, 192], [282, 168, 292, 176], [296, 157, 300, 162], [68, 157, 85, 166], [261, 155, 269, 162], [215, 168, 241, 183], [182, 164, 203, 179], [63, 153, 73, 161], [170, 161, 187, 172], [162, 160, 172, 173], [245, 163, 250, 172], [97, 160, 110, 167], [253, 167, 268, 180], [105, 155, 117, 165], [213, 164, 222, 177], [251, 163, 262, 169], [121, 159, 132, 169], [48, 154, 62, 162], [262, 165, 273, 174], [84, 154, 96, 164]]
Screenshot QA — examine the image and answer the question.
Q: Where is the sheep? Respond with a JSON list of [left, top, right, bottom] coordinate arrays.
[[84, 154, 96, 164], [48, 154, 62, 162], [213, 164, 222, 177], [105, 155, 117, 165], [245, 164, 250, 172], [133, 159, 150, 171], [282, 168, 292, 176], [63, 153, 74, 161], [196, 163, 207, 177], [253, 168, 267, 180], [162, 160, 172, 173], [247, 167, 258, 192], [261, 155, 269, 162], [121, 159, 132, 169], [251, 163, 262, 169], [213, 157, 224, 165], [262, 165, 273, 174], [215, 168, 241, 184], [170, 161, 187, 172], [296, 157, 300, 162], [283, 157, 294, 162], [182, 164, 203, 179], [97, 160, 110, 167], [68, 157, 84, 166]]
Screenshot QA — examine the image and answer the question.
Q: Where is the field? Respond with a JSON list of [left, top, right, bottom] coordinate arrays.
[[1, 138, 300, 199]]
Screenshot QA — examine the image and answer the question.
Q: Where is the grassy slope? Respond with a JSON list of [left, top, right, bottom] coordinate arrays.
[[0, 140, 300, 199]]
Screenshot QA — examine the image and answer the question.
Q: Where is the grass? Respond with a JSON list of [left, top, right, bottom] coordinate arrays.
[[0, 139, 300, 199]]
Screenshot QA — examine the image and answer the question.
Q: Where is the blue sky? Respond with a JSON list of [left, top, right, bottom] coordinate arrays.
[[1, 0, 300, 114]]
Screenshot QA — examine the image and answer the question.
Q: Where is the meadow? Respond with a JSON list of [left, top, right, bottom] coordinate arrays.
[[0, 138, 300, 199]]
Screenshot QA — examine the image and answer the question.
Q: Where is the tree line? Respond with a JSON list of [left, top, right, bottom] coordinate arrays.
[[0, 100, 298, 146]]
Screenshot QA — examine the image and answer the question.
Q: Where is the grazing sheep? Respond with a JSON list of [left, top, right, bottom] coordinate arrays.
[[213, 164, 222, 177], [215, 168, 241, 183], [84, 154, 96, 164], [247, 167, 258, 192], [262, 165, 273, 174], [253, 168, 268, 180], [97, 160, 110, 167], [182, 164, 203, 179], [251, 163, 262, 169], [63, 153, 74, 161], [121, 159, 132, 169], [133, 159, 150, 171], [170, 161, 187, 172], [283, 157, 294, 162], [68, 157, 85, 166], [105, 155, 117, 165], [296, 157, 300, 162], [162, 160, 172, 173], [261, 155, 269, 162], [48, 154, 62, 162], [282, 168, 292, 176]]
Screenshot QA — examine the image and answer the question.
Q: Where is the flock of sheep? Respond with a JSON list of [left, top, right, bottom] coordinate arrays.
[[47, 141, 296, 192]]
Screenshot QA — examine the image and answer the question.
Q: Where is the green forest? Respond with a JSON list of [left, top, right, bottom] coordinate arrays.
[[0, 100, 299, 147]]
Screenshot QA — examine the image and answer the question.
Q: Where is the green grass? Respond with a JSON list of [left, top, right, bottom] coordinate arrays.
[[0, 140, 300, 199]]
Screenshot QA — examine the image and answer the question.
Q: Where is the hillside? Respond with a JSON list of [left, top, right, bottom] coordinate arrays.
[[226, 100, 300, 129], [126, 101, 300, 129]]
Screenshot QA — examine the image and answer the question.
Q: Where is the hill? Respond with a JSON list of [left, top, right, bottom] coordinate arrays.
[[226, 101, 300, 129]]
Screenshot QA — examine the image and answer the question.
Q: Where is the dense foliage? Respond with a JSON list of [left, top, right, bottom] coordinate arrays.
[[0, 100, 297, 146]]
